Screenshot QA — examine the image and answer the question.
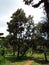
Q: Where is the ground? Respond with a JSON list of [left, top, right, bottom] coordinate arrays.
[[0, 52, 49, 65]]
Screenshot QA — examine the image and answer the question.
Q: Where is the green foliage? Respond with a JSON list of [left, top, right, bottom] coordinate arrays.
[[23, 0, 49, 37], [6, 8, 49, 62], [7, 8, 27, 34], [7, 8, 28, 56], [0, 55, 5, 65], [0, 52, 49, 65]]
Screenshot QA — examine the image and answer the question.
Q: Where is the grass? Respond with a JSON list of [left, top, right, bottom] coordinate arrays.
[[0, 52, 49, 65], [4, 50, 32, 65], [31, 52, 49, 65], [0, 55, 5, 65], [5, 54, 28, 65], [5, 60, 27, 65]]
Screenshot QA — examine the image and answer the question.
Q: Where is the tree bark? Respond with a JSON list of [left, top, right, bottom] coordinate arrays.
[[43, 45, 48, 62], [17, 45, 20, 57], [13, 44, 16, 56]]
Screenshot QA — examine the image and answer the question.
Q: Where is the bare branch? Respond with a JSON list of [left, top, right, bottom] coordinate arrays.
[[32, 0, 43, 8], [23, 0, 33, 5]]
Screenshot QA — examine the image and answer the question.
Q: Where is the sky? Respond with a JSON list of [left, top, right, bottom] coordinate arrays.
[[0, 0, 45, 36]]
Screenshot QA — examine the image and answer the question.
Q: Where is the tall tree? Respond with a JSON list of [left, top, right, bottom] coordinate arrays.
[[20, 15, 34, 56], [23, 0, 49, 61], [23, 0, 49, 37], [7, 8, 27, 57], [36, 22, 48, 62]]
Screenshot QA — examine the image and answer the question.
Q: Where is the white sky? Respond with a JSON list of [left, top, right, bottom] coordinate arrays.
[[0, 0, 45, 36]]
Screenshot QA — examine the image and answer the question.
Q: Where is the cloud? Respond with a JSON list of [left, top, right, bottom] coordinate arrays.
[[0, 0, 44, 36], [0, 0, 19, 17], [0, 27, 9, 36]]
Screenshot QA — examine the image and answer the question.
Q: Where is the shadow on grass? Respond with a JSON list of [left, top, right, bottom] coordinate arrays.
[[30, 57, 49, 64], [5, 55, 32, 63], [5, 54, 49, 64]]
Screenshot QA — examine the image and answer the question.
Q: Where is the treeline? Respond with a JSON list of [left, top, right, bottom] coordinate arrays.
[[0, 8, 49, 62]]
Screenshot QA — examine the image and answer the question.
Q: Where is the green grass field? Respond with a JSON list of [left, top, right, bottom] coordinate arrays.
[[31, 52, 49, 65], [0, 52, 49, 65]]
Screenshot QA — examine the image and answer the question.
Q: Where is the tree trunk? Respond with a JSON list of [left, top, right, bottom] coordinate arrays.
[[17, 45, 20, 57], [44, 1, 49, 22], [44, 1, 49, 36], [13, 44, 15, 56], [44, 51, 47, 62], [21, 46, 29, 57], [43, 45, 48, 62]]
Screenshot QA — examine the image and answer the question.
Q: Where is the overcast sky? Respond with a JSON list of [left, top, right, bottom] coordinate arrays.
[[0, 0, 45, 36]]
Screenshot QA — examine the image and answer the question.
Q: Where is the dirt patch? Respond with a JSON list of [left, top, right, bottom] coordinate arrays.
[[24, 60, 33, 65]]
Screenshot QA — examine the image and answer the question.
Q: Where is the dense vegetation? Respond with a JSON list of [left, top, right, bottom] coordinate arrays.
[[0, 3, 49, 64]]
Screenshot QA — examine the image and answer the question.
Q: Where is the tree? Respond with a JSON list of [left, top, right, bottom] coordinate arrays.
[[23, 0, 49, 62], [36, 22, 48, 62], [20, 15, 35, 56], [24, 15, 34, 40], [7, 8, 27, 57], [23, 0, 49, 37]]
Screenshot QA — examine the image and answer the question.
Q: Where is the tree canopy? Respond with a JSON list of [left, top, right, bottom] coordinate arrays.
[[23, 0, 49, 37]]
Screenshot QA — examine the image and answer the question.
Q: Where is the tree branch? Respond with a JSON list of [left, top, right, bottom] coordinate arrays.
[[32, 0, 43, 8]]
